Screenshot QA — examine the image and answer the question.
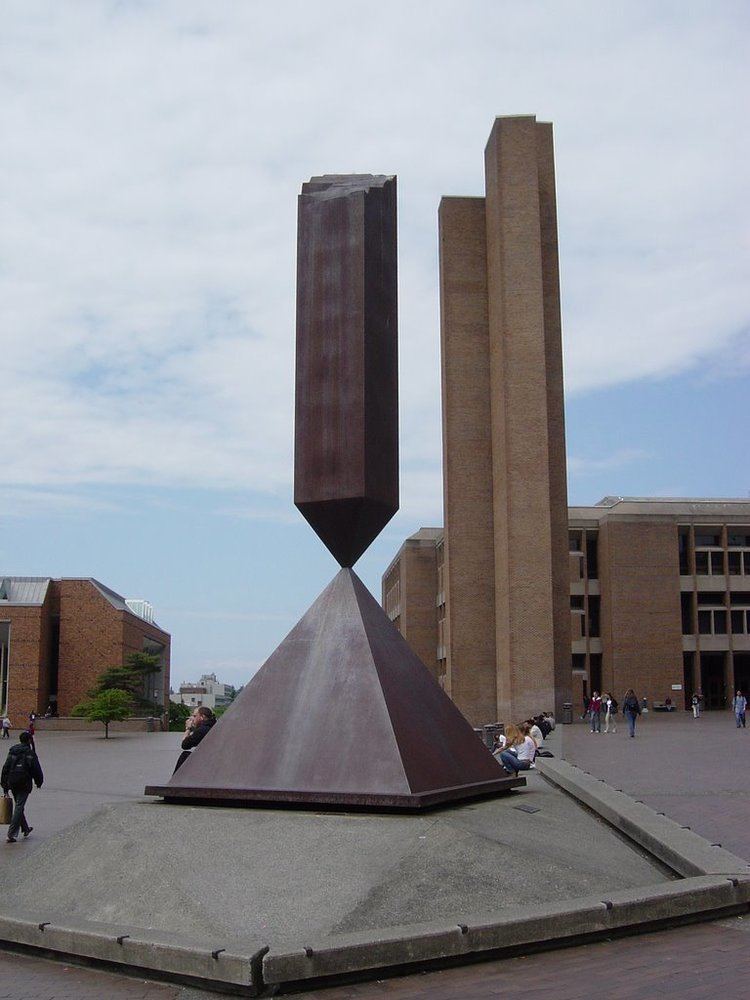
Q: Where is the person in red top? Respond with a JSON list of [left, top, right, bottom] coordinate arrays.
[[588, 691, 603, 733]]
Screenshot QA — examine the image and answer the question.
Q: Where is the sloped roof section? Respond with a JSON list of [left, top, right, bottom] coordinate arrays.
[[0, 577, 51, 605], [89, 579, 131, 613]]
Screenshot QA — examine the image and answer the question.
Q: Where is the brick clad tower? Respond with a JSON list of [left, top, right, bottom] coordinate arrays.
[[439, 116, 571, 724]]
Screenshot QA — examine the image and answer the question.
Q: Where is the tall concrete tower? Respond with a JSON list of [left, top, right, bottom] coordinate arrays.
[[439, 116, 571, 724]]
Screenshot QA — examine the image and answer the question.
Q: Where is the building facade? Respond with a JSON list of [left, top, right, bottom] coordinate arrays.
[[171, 673, 234, 710], [0, 577, 170, 722], [435, 115, 570, 725], [382, 499, 750, 720]]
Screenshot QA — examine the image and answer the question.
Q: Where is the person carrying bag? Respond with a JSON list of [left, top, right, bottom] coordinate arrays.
[[1, 731, 44, 843]]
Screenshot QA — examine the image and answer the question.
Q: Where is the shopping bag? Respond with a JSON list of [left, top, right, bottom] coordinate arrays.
[[0, 795, 12, 825]]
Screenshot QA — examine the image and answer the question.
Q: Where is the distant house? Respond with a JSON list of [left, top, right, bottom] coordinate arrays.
[[171, 672, 234, 710], [0, 577, 170, 723]]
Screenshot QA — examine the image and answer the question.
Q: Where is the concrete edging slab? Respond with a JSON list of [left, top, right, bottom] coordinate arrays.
[[0, 908, 260, 992], [261, 874, 750, 987]]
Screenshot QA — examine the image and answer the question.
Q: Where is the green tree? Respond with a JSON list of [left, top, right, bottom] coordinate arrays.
[[72, 688, 132, 739], [90, 652, 163, 713], [168, 701, 191, 731]]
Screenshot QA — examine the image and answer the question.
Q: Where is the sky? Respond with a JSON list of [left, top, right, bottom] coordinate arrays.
[[1, 1, 748, 689]]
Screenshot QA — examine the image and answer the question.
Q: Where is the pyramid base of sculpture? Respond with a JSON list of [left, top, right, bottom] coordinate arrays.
[[146, 569, 522, 809], [145, 777, 523, 810]]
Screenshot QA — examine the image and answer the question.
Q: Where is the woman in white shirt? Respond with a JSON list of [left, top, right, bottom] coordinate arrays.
[[498, 723, 536, 775]]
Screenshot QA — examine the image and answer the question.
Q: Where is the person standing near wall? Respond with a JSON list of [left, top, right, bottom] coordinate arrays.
[[622, 689, 641, 738], [732, 690, 747, 729], [588, 691, 602, 733], [603, 693, 618, 734], [1, 716, 10, 740]]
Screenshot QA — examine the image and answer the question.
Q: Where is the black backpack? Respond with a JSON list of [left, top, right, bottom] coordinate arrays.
[[8, 749, 33, 785]]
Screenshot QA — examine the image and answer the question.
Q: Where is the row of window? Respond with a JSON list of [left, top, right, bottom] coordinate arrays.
[[682, 593, 750, 635], [696, 609, 750, 636], [679, 527, 750, 575], [688, 550, 750, 576], [694, 531, 750, 548]]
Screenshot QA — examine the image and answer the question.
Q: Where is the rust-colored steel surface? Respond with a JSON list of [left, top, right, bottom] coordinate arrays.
[[146, 172, 524, 809], [145, 569, 522, 807], [294, 175, 398, 568]]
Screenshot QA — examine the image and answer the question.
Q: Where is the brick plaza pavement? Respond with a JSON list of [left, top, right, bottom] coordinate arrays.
[[562, 709, 750, 859], [0, 719, 748, 998]]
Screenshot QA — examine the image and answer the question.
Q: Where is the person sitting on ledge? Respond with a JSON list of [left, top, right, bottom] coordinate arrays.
[[528, 718, 544, 746], [173, 706, 216, 773], [498, 723, 536, 776], [535, 714, 552, 739]]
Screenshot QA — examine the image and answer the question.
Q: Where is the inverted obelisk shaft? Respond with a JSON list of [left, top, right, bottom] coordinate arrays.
[[294, 175, 398, 567]]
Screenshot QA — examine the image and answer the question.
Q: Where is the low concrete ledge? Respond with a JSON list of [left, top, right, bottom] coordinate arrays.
[[0, 908, 258, 991], [262, 875, 750, 988], [536, 757, 750, 878], [1, 879, 748, 994], [35, 717, 164, 733]]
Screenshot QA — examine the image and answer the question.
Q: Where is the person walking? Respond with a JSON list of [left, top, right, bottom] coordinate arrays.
[[1, 731, 43, 843], [732, 690, 747, 729], [1, 716, 10, 739], [603, 693, 618, 733], [588, 691, 602, 733], [622, 689, 641, 738]]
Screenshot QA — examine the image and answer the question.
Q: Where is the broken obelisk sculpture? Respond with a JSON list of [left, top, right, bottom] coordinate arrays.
[[145, 175, 522, 807]]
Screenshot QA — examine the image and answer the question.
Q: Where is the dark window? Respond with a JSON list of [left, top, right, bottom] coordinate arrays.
[[681, 593, 694, 633], [714, 610, 727, 634], [589, 653, 602, 693], [678, 531, 690, 575], [745, 552, 750, 575], [683, 652, 695, 704], [698, 610, 712, 634], [695, 551, 709, 574], [728, 533, 750, 547], [572, 653, 586, 672], [569, 532, 582, 552], [588, 596, 600, 637], [570, 594, 584, 609], [696, 532, 721, 547], [697, 592, 723, 605], [711, 551, 725, 575], [731, 610, 745, 634], [728, 551, 742, 575], [586, 533, 599, 579], [729, 592, 750, 605]]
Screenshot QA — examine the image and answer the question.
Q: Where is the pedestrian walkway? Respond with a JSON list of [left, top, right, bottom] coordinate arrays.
[[563, 709, 750, 859]]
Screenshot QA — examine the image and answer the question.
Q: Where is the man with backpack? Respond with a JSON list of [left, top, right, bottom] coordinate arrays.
[[1, 731, 43, 843]]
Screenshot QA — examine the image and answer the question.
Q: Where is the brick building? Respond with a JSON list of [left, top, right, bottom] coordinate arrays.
[[0, 577, 170, 723], [381, 115, 748, 724], [420, 114, 570, 725], [383, 499, 750, 721]]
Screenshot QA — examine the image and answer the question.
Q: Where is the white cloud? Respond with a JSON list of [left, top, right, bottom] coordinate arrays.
[[567, 448, 652, 477], [1, 0, 748, 507]]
